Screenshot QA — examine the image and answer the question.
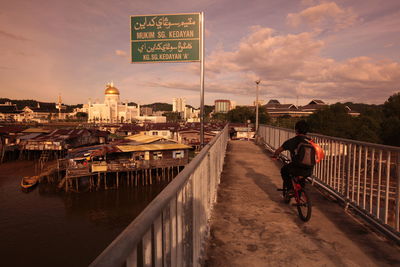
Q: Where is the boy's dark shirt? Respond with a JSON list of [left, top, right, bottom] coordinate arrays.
[[282, 135, 313, 170]]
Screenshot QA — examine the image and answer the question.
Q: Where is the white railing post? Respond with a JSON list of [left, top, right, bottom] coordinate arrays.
[[258, 124, 400, 242]]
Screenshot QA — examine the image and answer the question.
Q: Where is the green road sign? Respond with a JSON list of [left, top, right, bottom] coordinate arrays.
[[131, 13, 201, 63]]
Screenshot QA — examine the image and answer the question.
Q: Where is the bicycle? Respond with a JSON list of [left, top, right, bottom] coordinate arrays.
[[278, 175, 312, 221], [273, 156, 312, 222]]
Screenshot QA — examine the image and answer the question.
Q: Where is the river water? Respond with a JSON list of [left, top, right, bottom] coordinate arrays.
[[0, 161, 167, 267]]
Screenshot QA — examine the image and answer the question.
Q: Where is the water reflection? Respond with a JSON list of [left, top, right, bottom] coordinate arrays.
[[0, 161, 168, 267]]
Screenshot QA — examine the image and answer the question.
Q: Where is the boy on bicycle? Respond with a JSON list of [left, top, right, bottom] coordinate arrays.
[[272, 120, 314, 193]]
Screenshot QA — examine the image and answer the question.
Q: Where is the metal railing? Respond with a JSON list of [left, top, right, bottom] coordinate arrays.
[[258, 125, 400, 242], [90, 126, 229, 267]]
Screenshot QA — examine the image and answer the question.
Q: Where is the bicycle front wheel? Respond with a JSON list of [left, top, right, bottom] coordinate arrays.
[[296, 189, 312, 221]]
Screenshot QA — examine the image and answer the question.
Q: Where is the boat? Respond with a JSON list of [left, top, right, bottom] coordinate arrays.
[[21, 176, 39, 190]]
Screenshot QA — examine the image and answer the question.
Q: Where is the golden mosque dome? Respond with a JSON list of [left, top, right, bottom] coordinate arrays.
[[104, 83, 120, 95]]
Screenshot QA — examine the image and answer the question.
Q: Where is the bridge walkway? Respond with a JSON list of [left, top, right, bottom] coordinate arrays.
[[205, 140, 400, 266]]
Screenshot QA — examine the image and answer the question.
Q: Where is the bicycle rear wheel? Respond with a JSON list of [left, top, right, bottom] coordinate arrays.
[[296, 189, 312, 221]]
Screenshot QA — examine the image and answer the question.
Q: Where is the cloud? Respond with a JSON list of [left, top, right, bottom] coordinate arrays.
[[115, 49, 128, 57], [0, 30, 30, 41], [145, 26, 400, 104], [287, 2, 359, 31], [301, 0, 318, 5], [206, 26, 325, 81]]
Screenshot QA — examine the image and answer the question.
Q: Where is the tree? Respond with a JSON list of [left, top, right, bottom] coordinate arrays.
[[226, 106, 270, 124], [273, 116, 304, 129], [76, 112, 88, 121], [381, 92, 400, 146], [211, 112, 228, 122], [227, 106, 254, 123], [383, 92, 400, 119], [306, 103, 386, 144], [204, 105, 214, 117], [258, 106, 271, 124], [381, 116, 400, 146], [163, 111, 181, 122], [306, 104, 356, 139], [143, 102, 172, 111], [353, 115, 382, 144]]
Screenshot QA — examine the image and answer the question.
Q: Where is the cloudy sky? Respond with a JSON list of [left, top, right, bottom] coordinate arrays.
[[1, 0, 399, 107]]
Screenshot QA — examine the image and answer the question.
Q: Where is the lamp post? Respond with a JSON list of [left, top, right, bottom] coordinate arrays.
[[255, 80, 261, 134]]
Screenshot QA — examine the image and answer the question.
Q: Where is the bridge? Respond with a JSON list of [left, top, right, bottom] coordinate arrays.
[[90, 125, 400, 267]]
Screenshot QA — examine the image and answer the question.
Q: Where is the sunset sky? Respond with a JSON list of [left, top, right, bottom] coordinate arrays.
[[1, 0, 399, 107]]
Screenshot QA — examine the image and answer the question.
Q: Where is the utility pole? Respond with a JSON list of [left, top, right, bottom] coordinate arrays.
[[255, 80, 261, 134], [200, 12, 205, 147]]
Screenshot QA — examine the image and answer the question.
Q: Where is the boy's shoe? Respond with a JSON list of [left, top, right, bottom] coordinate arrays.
[[287, 189, 294, 197]]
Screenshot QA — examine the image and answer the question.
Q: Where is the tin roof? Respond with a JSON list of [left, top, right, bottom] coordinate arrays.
[[28, 129, 90, 142], [117, 143, 191, 152], [0, 126, 26, 134], [19, 133, 43, 140], [124, 134, 166, 144], [22, 128, 51, 133]]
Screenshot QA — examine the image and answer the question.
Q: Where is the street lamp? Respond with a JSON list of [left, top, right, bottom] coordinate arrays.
[[255, 80, 261, 134]]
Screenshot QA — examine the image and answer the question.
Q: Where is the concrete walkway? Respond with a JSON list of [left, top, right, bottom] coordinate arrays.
[[205, 140, 400, 267]]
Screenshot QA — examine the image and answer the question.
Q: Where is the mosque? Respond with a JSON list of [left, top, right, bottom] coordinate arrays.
[[87, 83, 140, 123]]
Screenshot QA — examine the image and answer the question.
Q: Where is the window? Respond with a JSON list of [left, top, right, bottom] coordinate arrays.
[[135, 155, 144, 160], [152, 131, 158, 135], [153, 152, 162, 160], [173, 150, 184, 159]]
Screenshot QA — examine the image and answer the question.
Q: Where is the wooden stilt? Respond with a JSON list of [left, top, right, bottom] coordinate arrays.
[[104, 173, 108, 190], [116, 172, 119, 189], [149, 169, 152, 185]]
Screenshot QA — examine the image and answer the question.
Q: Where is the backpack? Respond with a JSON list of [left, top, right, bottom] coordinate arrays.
[[294, 139, 324, 168], [294, 139, 317, 167]]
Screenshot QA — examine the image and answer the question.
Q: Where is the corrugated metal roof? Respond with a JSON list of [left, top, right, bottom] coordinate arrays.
[[117, 143, 191, 152], [19, 133, 43, 140], [22, 128, 51, 133], [124, 134, 165, 143]]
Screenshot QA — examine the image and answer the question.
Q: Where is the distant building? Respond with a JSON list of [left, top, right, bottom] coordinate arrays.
[[266, 99, 280, 107], [0, 102, 21, 122], [21, 102, 68, 123], [173, 98, 186, 113], [88, 83, 140, 123], [215, 100, 232, 113], [141, 107, 153, 116], [265, 99, 359, 117], [137, 115, 167, 123], [300, 99, 328, 112], [230, 100, 237, 109], [184, 106, 200, 121]]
